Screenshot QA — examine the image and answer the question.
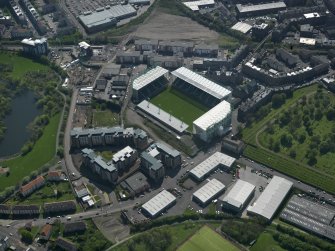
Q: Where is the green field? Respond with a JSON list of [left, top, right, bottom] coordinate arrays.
[[177, 226, 240, 251], [0, 52, 49, 78], [92, 110, 119, 127], [0, 113, 60, 190], [6, 181, 75, 205], [242, 85, 335, 194], [251, 232, 286, 251], [151, 87, 208, 127], [110, 223, 204, 251]]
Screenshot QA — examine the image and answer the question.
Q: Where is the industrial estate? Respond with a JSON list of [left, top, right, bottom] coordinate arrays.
[[1, 0, 335, 250]]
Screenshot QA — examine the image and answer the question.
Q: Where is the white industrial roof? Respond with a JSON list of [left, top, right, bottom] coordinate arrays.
[[21, 38, 47, 46], [247, 176, 293, 220], [221, 180, 255, 209], [236, 2, 286, 13], [231, 22, 252, 34], [133, 66, 169, 91], [193, 101, 231, 131], [300, 37, 316, 45], [190, 152, 236, 180], [193, 179, 225, 204], [79, 41, 90, 49], [183, 0, 215, 11], [304, 12, 320, 19], [172, 67, 231, 100], [142, 190, 176, 217]]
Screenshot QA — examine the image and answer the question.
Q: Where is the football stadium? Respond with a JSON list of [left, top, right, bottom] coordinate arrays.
[[133, 66, 232, 142]]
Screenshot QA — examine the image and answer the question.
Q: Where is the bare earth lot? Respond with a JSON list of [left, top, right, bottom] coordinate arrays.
[[133, 11, 219, 41]]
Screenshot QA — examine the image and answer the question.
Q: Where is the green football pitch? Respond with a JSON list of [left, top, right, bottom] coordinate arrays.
[[150, 87, 208, 127], [177, 225, 240, 251]]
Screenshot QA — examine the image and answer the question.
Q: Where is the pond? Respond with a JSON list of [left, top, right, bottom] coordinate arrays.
[[0, 91, 40, 157]]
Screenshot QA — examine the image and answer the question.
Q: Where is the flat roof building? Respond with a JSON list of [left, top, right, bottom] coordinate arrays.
[[21, 37, 48, 56], [193, 179, 225, 206], [183, 0, 215, 11], [280, 195, 335, 241], [193, 100, 231, 142], [142, 190, 176, 218], [247, 176, 293, 221], [190, 152, 236, 181], [220, 180, 255, 213], [78, 5, 136, 33], [236, 2, 286, 17], [231, 22, 253, 34]]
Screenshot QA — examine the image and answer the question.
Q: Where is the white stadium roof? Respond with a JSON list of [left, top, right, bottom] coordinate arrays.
[[190, 152, 236, 180], [133, 66, 169, 91], [231, 22, 252, 34], [142, 190, 176, 217], [221, 180, 255, 209], [172, 67, 231, 100], [193, 179, 225, 204], [193, 101, 231, 131], [247, 176, 293, 220], [183, 0, 215, 11]]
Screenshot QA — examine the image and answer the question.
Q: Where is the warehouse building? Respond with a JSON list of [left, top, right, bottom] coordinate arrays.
[[193, 179, 225, 206], [280, 195, 335, 241], [247, 176, 293, 221], [78, 5, 137, 33], [236, 2, 287, 18], [231, 22, 253, 34], [190, 152, 236, 181], [172, 67, 231, 107], [183, 0, 215, 12], [132, 66, 169, 102], [220, 180, 255, 213], [193, 100, 231, 142], [142, 190, 176, 218]]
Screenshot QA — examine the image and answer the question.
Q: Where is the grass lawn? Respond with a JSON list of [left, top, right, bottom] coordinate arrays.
[[0, 52, 49, 78], [217, 34, 240, 50], [65, 219, 113, 251], [0, 113, 60, 190], [6, 181, 75, 206], [92, 109, 119, 127], [98, 151, 114, 161], [241, 84, 335, 194], [251, 232, 286, 251], [110, 222, 204, 251], [178, 225, 240, 251], [151, 87, 208, 127]]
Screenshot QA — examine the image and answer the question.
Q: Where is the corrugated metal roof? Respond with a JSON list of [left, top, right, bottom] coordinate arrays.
[[190, 152, 235, 180], [193, 101, 231, 131], [133, 66, 169, 91], [221, 180, 255, 209], [193, 179, 225, 204], [247, 176, 292, 220], [172, 67, 231, 100], [142, 190, 176, 217]]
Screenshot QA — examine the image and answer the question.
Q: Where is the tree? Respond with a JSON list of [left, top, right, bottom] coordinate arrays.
[[21, 230, 33, 244], [272, 93, 286, 108], [57, 146, 64, 158], [280, 133, 293, 147], [289, 149, 296, 158], [326, 108, 335, 120]]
